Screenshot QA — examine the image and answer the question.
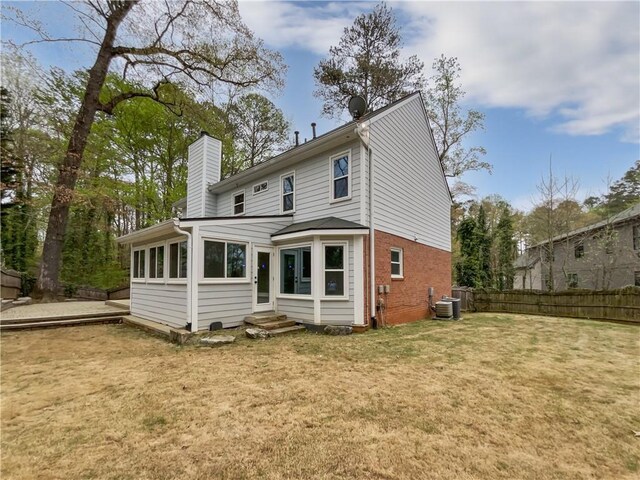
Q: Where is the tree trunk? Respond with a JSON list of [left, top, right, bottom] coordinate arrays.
[[36, 2, 136, 297]]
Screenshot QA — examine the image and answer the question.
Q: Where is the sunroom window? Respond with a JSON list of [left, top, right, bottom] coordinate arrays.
[[324, 244, 345, 296], [169, 240, 187, 279], [203, 240, 247, 279], [132, 249, 145, 279], [149, 245, 164, 279], [280, 246, 311, 295]]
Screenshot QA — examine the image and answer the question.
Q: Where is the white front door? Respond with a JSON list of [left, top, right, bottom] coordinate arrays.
[[252, 246, 274, 312]]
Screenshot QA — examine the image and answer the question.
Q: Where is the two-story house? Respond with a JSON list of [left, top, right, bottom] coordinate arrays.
[[514, 203, 640, 290], [116, 93, 452, 332]]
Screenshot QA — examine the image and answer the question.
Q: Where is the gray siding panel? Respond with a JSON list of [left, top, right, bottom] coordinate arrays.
[[370, 96, 451, 251], [276, 298, 315, 323], [131, 283, 187, 329], [199, 220, 291, 244], [198, 284, 252, 329], [215, 140, 363, 224]]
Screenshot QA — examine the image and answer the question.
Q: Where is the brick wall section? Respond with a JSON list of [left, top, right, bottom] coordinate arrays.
[[371, 230, 451, 325]]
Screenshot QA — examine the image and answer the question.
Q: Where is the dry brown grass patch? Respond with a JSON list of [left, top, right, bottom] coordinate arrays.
[[1, 313, 638, 479]]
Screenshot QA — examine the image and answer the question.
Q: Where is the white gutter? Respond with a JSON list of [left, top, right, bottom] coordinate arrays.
[[355, 122, 376, 325], [172, 220, 198, 333]]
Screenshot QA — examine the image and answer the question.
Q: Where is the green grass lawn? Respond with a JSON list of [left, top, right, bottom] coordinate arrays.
[[1, 313, 639, 479]]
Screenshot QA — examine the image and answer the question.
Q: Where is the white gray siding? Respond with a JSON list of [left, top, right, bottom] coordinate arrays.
[[369, 96, 451, 251], [187, 135, 221, 217], [275, 298, 314, 323], [215, 140, 364, 224], [131, 283, 187, 329]]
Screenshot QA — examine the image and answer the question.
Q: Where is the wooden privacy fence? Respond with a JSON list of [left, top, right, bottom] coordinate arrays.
[[451, 287, 474, 311], [473, 288, 640, 323], [1, 269, 21, 299]]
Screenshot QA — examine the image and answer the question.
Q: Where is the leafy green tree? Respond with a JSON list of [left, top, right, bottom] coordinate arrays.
[[455, 216, 480, 287], [600, 161, 639, 215], [226, 93, 290, 174], [313, 2, 425, 118], [496, 206, 516, 290], [476, 204, 493, 288], [6, 0, 286, 297]]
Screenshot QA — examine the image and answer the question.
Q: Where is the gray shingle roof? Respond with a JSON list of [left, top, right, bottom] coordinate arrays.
[[272, 217, 368, 237]]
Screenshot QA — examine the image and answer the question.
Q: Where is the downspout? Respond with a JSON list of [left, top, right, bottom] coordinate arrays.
[[172, 219, 197, 333], [355, 122, 376, 326]]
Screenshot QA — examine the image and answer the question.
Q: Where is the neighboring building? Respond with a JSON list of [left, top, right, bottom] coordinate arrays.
[[513, 203, 640, 291], [117, 93, 452, 332]]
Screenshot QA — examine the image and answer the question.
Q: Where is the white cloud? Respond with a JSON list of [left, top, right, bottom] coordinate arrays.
[[239, 1, 639, 143], [398, 1, 640, 143]]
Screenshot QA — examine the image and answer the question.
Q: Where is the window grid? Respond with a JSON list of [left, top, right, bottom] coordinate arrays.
[[233, 191, 245, 216], [324, 244, 346, 297], [281, 173, 295, 213]]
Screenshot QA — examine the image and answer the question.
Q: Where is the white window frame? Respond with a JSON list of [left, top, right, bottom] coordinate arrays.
[[232, 189, 245, 216], [276, 242, 314, 300], [321, 241, 349, 300], [280, 171, 295, 214], [252, 181, 269, 195], [167, 239, 188, 283], [200, 237, 249, 284], [132, 247, 146, 283], [147, 241, 166, 283], [391, 247, 404, 279], [329, 150, 352, 203]]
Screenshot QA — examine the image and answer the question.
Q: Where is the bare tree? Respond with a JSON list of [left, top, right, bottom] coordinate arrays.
[[4, 0, 286, 297]]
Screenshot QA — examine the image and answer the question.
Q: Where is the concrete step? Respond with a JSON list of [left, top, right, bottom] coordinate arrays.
[[0, 310, 126, 326], [244, 312, 287, 326], [268, 325, 306, 336], [0, 316, 123, 331], [255, 319, 297, 330]]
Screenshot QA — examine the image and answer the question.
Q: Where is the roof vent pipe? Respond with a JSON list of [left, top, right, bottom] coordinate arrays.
[[311, 122, 317, 139], [294, 131, 299, 146]]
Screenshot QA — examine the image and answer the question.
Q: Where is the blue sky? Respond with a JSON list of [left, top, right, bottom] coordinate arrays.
[[3, 1, 639, 211]]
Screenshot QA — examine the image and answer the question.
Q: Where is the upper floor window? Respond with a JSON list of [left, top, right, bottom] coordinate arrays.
[[233, 191, 245, 216], [391, 248, 403, 278], [574, 242, 584, 259], [330, 152, 350, 201], [281, 172, 295, 213], [132, 249, 145, 279], [203, 240, 247, 279], [253, 181, 268, 195], [634, 225, 640, 251], [149, 245, 165, 279], [169, 240, 188, 279]]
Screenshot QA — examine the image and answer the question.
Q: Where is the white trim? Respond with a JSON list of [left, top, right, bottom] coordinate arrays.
[[353, 236, 364, 325], [391, 247, 404, 279], [280, 171, 296, 214], [132, 246, 146, 281], [275, 242, 314, 300], [232, 189, 245, 216], [172, 223, 195, 332], [180, 216, 292, 227], [117, 219, 177, 244], [252, 246, 275, 312], [312, 236, 322, 323], [359, 143, 367, 225], [167, 238, 188, 280], [320, 241, 349, 300], [252, 181, 269, 195], [329, 149, 352, 204], [200, 237, 250, 282], [147, 241, 167, 282], [272, 229, 367, 242], [190, 225, 199, 332]]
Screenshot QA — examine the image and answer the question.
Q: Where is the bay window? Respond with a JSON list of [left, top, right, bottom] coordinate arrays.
[[280, 246, 311, 295], [323, 243, 346, 297]]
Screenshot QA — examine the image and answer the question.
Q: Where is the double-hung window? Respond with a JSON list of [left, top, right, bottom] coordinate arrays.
[[281, 172, 295, 213], [634, 225, 640, 251], [330, 152, 350, 201], [203, 240, 247, 279], [567, 273, 578, 288], [233, 191, 245, 216], [391, 248, 403, 278], [148, 245, 164, 279], [574, 242, 584, 259], [323, 243, 347, 297], [132, 249, 145, 279], [169, 240, 188, 279]]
